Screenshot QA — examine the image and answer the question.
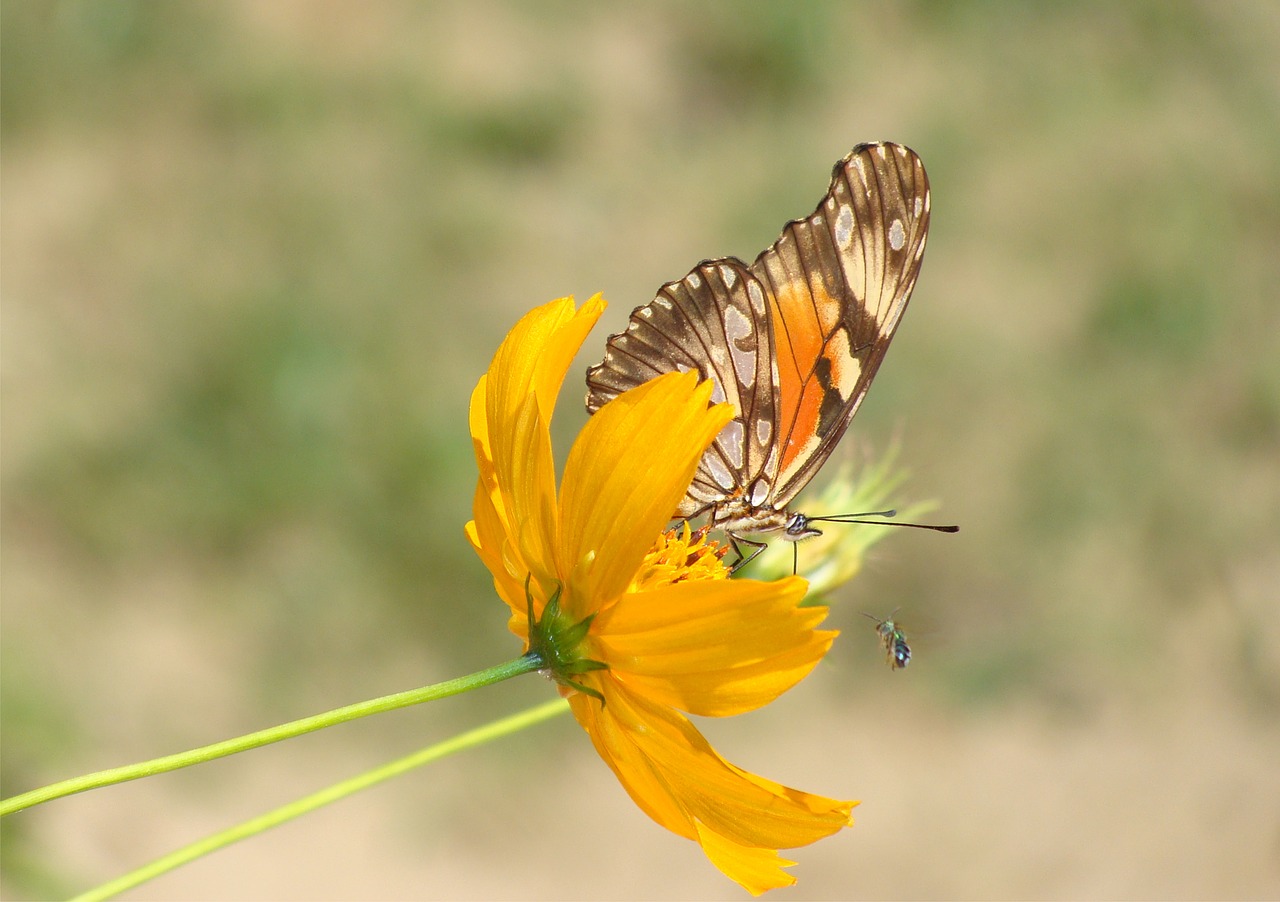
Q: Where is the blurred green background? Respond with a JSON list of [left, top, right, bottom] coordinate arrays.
[[3, 2, 1278, 899]]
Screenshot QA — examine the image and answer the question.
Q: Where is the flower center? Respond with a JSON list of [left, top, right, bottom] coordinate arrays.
[[630, 523, 731, 592]]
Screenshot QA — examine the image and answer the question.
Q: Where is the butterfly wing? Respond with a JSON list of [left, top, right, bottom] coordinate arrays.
[[585, 259, 778, 518], [586, 142, 931, 525], [749, 142, 930, 508]]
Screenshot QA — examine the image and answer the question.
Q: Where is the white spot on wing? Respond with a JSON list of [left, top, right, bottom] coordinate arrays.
[[747, 281, 766, 316], [708, 455, 736, 491], [889, 219, 906, 251], [722, 306, 756, 389], [654, 296, 673, 310], [720, 420, 744, 469], [719, 265, 737, 289], [756, 417, 771, 447], [913, 196, 924, 217], [835, 204, 853, 248], [687, 272, 702, 289], [723, 305, 750, 340], [749, 478, 772, 507]]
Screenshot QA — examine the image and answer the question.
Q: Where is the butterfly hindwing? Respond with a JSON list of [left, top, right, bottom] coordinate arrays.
[[585, 259, 777, 518], [750, 142, 930, 508]]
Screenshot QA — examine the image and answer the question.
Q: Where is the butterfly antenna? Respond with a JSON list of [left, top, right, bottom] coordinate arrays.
[[806, 509, 959, 533]]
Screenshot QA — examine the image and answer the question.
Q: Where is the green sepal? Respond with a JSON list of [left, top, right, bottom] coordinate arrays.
[[524, 575, 608, 701]]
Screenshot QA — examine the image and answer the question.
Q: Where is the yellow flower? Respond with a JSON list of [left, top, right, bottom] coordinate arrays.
[[465, 296, 855, 894]]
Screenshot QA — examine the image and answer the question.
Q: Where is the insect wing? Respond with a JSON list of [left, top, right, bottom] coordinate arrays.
[[585, 258, 778, 518], [749, 142, 930, 508]]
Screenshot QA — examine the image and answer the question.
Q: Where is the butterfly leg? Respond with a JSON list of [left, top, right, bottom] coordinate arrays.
[[728, 533, 769, 572]]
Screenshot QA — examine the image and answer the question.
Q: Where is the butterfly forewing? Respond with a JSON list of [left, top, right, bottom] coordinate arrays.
[[585, 259, 778, 518], [750, 143, 930, 508]]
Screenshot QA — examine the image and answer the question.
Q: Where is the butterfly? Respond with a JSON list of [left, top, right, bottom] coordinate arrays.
[[862, 610, 911, 670], [586, 142, 947, 565]]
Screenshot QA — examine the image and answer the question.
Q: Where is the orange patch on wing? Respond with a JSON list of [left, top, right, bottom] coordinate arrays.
[[771, 277, 839, 476]]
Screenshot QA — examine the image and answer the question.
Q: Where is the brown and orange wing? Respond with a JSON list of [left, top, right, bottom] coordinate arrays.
[[749, 142, 930, 508], [585, 258, 778, 518]]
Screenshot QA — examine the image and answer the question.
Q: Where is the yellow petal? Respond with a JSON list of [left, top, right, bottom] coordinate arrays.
[[468, 374, 540, 628], [596, 686, 853, 847], [558, 372, 733, 617], [465, 481, 525, 621], [468, 375, 493, 472], [501, 393, 560, 591], [569, 687, 693, 838], [468, 378, 504, 531], [569, 682, 853, 895], [695, 822, 798, 896], [476, 298, 603, 594], [531, 293, 606, 425], [594, 576, 835, 717], [469, 380, 558, 595], [483, 296, 603, 438]]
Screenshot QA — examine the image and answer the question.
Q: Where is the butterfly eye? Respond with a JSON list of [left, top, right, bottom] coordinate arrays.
[[784, 513, 820, 540]]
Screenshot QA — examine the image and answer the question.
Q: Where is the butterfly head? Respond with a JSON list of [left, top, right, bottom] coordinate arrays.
[[783, 512, 823, 542]]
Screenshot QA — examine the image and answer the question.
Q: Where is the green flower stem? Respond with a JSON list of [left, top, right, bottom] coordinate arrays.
[[1, 653, 544, 818], [71, 697, 572, 902]]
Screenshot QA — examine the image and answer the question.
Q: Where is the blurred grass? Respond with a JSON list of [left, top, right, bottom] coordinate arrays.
[[3, 1, 1279, 899]]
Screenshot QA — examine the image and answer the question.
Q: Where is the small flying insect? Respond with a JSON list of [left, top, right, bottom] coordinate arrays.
[[862, 609, 911, 670]]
